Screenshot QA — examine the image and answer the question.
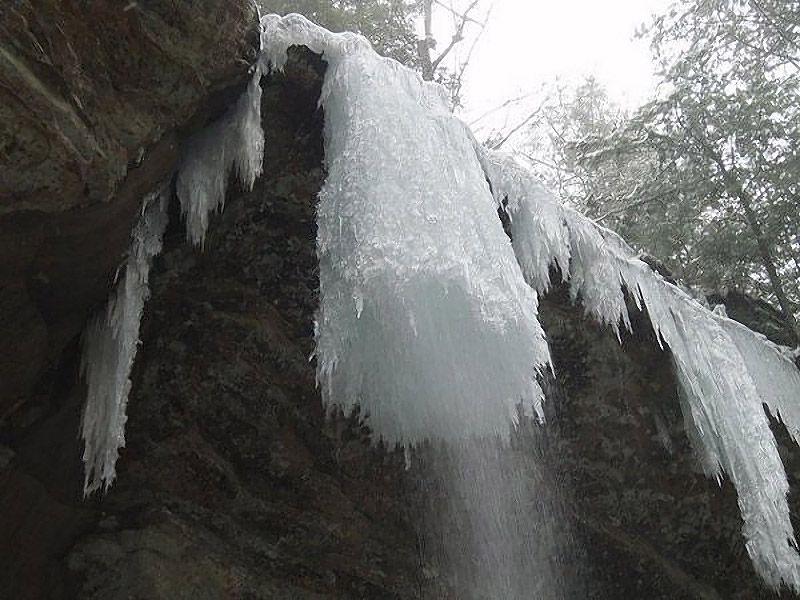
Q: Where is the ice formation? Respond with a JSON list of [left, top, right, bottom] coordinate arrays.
[[263, 14, 800, 589], [80, 64, 265, 495], [78, 11, 800, 592], [262, 14, 551, 444], [176, 68, 265, 247], [478, 148, 800, 591], [80, 190, 169, 495], [724, 319, 800, 446]]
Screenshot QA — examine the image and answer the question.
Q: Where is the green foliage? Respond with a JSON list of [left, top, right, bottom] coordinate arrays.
[[259, 0, 420, 66]]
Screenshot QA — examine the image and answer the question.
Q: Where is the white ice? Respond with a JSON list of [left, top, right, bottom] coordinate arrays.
[[262, 14, 552, 444], [176, 68, 265, 248], [80, 65, 266, 494], [479, 148, 800, 591], [80, 189, 169, 495]]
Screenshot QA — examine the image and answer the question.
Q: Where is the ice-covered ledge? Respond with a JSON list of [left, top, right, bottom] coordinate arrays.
[[79, 12, 800, 593]]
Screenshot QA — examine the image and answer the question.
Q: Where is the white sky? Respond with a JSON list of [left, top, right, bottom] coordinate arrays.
[[429, 0, 673, 129]]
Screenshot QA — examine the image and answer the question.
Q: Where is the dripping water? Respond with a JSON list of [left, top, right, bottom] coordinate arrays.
[[413, 383, 588, 599]]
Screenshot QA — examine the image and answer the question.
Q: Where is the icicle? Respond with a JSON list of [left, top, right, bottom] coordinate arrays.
[[80, 189, 169, 496], [175, 67, 265, 247], [723, 319, 800, 446], [79, 59, 268, 495], [479, 145, 800, 592], [262, 14, 552, 445], [475, 149, 570, 294]]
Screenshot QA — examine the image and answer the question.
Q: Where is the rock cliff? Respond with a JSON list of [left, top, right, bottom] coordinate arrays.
[[1, 8, 799, 599]]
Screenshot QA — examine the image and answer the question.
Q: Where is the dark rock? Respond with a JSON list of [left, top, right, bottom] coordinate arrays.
[[0, 0, 259, 428], [639, 253, 677, 284]]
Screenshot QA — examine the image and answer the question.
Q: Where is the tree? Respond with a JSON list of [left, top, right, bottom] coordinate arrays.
[[260, 0, 489, 109], [523, 1, 800, 338], [641, 0, 800, 334], [515, 80, 690, 271], [416, 0, 491, 109]]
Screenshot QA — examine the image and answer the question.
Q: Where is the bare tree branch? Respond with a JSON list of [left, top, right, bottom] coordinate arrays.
[[469, 92, 532, 127], [430, 0, 481, 73], [489, 104, 545, 150], [449, 2, 494, 109], [433, 0, 485, 26]]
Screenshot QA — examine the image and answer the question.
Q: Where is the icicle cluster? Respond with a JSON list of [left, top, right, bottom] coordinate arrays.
[[478, 148, 800, 591], [81, 64, 265, 493], [262, 14, 551, 444], [80, 190, 168, 495], [79, 12, 800, 592], [263, 14, 800, 590], [176, 69, 265, 247]]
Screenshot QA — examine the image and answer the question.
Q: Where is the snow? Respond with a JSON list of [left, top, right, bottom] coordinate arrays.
[[80, 190, 169, 495], [479, 147, 800, 591], [262, 14, 552, 444], [176, 68, 264, 248]]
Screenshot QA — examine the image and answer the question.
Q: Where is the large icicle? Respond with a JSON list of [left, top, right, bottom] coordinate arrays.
[[176, 68, 265, 247], [477, 149, 570, 295], [723, 319, 800, 446], [80, 190, 169, 495], [262, 14, 552, 444], [479, 148, 800, 591]]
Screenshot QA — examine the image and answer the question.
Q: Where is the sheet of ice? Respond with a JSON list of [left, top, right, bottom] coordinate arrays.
[[80, 190, 169, 495], [176, 68, 264, 247], [262, 14, 552, 444], [479, 146, 800, 591], [724, 319, 800, 445]]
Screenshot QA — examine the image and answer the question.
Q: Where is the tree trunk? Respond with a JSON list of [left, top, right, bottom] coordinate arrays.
[[418, 0, 435, 80], [701, 141, 800, 340], [728, 176, 799, 338]]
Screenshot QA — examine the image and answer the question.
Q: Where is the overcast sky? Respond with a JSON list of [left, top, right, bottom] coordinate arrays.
[[429, 0, 673, 132]]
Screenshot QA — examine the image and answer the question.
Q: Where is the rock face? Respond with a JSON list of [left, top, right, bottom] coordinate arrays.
[[0, 0, 259, 214], [535, 291, 774, 600], [0, 0, 259, 422], [66, 51, 430, 599], [2, 14, 800, 600]]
